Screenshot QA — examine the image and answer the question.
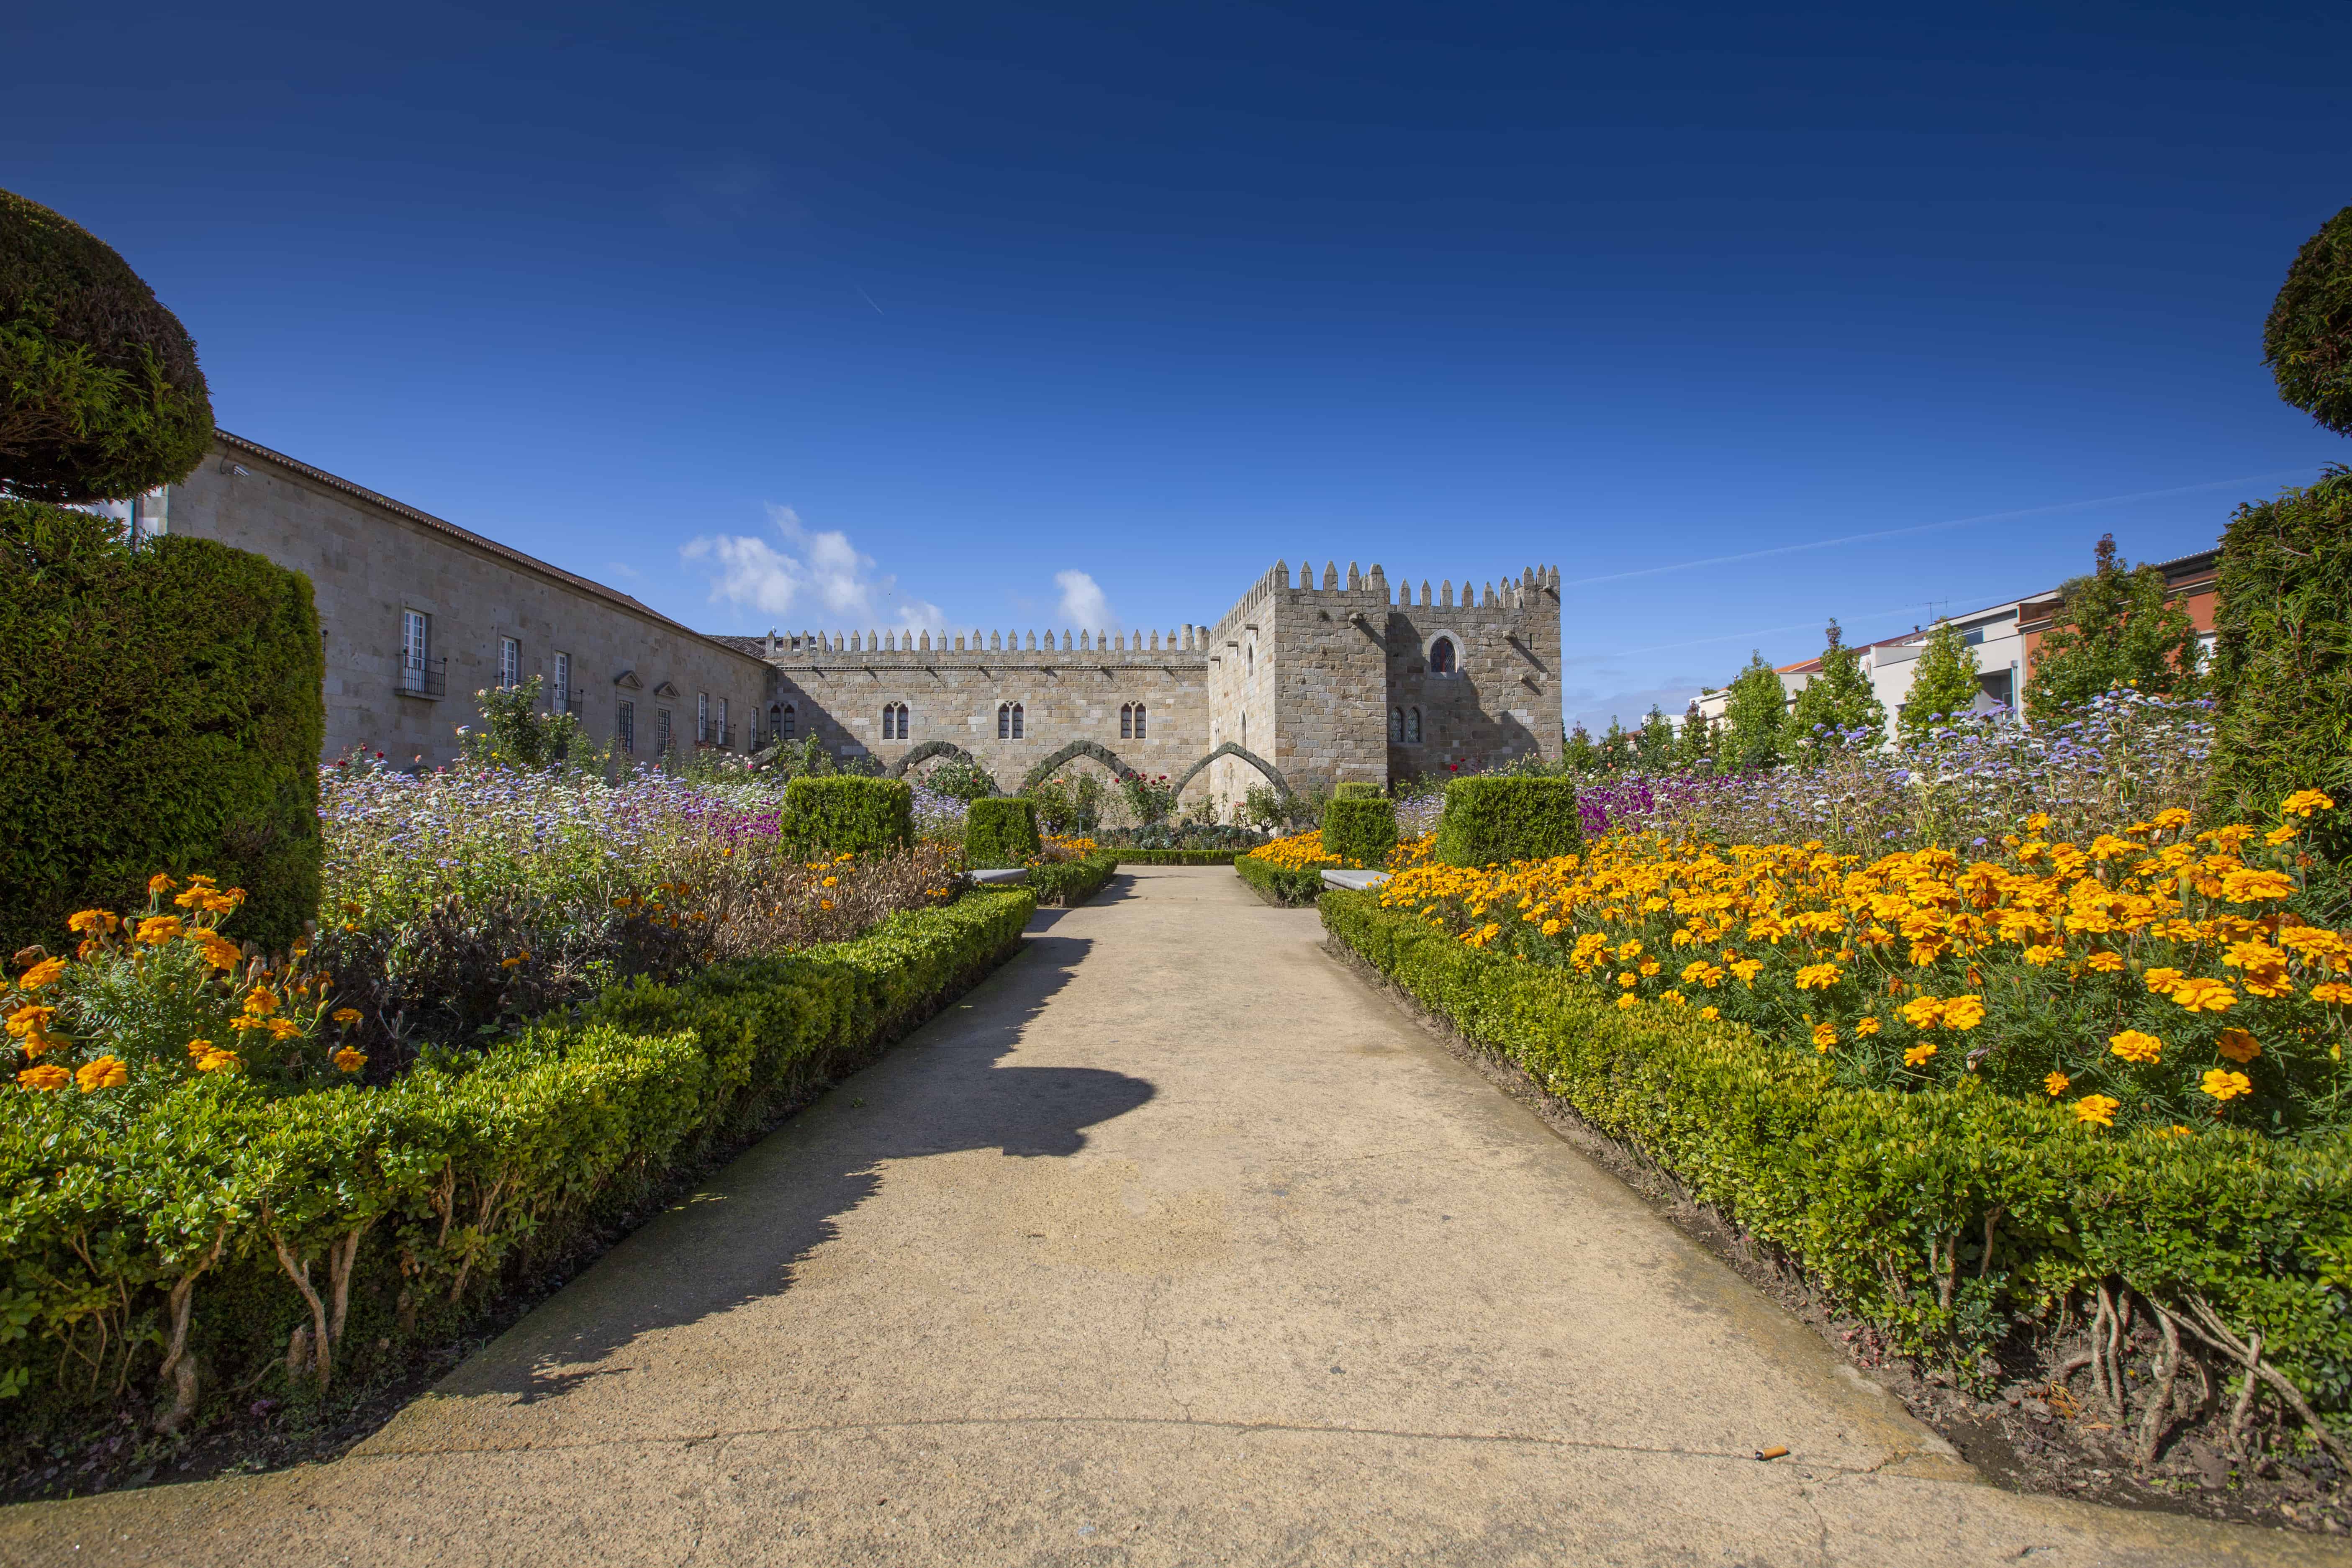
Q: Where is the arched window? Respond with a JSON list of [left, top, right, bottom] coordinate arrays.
[[1389, 707, 1404, 743], [1407, 706, 1422, 744], [768, 703, 782, 742], [998, 702, 1012, 740], [1012, 702, 1025, 739], [1429, 636, 1457, 675], [881, 702, 908, 740], [1132, 703, 1145, 739], [778, 703, 797, 741], [1120, 703, 1132, 740], [1246, 642, 1254, 675]]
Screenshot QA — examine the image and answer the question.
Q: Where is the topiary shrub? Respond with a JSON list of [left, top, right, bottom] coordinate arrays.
[[1435, 777, 1583, 867], [782, 775, 913, 856], [1, 189, 215, 503], [1322, 797, 1397, 866], [1333, 781, 1381, 800], [0, 498, 322, 953], [965, 796, 1042, 868], [2206, 466, 2352, 861], [2265, 204, 2352, 438]]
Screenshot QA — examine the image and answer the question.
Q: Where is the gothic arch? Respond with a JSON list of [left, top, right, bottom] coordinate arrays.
[[1019, 739, 1135, 793], [1170, 742, 1291, 802], [891, 740, 998, 793]]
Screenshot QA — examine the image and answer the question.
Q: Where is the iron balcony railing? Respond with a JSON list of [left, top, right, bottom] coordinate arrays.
[[558, 691, 583, 717], [698, 720, 736, 747], [397, 658, 447, 699]]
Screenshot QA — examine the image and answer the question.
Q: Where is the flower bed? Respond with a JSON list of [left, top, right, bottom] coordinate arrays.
[[1321, 886, 2352, 1458], [1024, 837, 1120, 906], [1236, 831, 1434, 906], [0, 888, 1035, 1432], [1373, 795, 2347, 1137]]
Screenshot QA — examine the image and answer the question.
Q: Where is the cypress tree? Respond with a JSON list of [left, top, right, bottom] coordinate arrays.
[[1721, 651, 1788, 770], [1897, 620, 1982, 745], [2023, 534, 2201, 720], [1784, 619, 1887, 751]]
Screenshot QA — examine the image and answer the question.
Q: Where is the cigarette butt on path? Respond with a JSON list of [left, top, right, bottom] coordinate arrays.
[[1754, 1445, 1789, 1461]]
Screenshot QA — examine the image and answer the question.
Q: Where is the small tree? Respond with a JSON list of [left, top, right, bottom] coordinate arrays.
[[1562, 722, 1597, 774], [1784, 619, 1886, 751], [1720, 651, 1787, 770], [1897, 620, 1982, 745], [2, 190, 215, 502], [1674, 700, 1715, 770], [460, 677, 592, 772], [1633, 706, 1676, 772], [2265, 204, 2352, 438], [1597, 718, 1632, 774], [2024, 534, 2200, 720]]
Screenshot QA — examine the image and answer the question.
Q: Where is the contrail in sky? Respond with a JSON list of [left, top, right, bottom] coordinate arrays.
[[854, 285, 886, 316], [1561, 471, 2307, 590]]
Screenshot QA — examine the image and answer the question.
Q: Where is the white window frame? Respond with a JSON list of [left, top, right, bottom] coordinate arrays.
[[401, 609, 431, 690], [499, 636, 521, 689], [552, 651, 570, 713]]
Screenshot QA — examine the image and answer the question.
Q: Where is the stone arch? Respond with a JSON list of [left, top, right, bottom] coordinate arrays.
[[891, 740, 999, 793], [1170, 742, 1291, 803], [1019, 739, 1135, 794]]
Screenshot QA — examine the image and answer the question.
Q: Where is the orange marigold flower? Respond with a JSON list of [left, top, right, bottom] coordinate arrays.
[[75, 1055, 128, 1092], [2044, 1071, 2070, 1096], [2280, 790, 2335, 819], [1794, 962, 1842, 991], [2216, 1029, 2260, 1064], [1898, 996, 1945, 1029], [1941, 996, 1987, 1031], [2314, 982, 2352, 1005], [2023, 944, 2062, 967], [4, 1005, 57, 1039], [135, 915, 183, 945], [1699, 1006, 1720, 1021], [333, 1047, 368, 1074], [16, 957, 64, 989], [2221, 869, 2297, 904], [1811, 1023, 1837, 1050], [2084, 952, 2125, 973], [2073, 1094, 2120, 1128], [65, 909, 108, 934], [2108, 1029, 2162, 1065], [2167, 977, 2237, 1013], [1903, 1042, 1937, 1067], [146, 873, 176, 895], [17, 1063, 70, 1091], [2200, 1069, 2252, 1103], [1855, 1016, 1882, 1036], [2142, 967, 2185, 995], [331, 1007, 362, 1026]]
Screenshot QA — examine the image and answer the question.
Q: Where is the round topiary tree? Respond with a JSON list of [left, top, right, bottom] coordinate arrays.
[[2264, 203, 2352, 439], [1, 188, 214, 502]]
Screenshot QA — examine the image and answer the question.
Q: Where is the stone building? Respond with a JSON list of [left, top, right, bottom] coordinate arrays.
[[149, 433, 1563, 796]]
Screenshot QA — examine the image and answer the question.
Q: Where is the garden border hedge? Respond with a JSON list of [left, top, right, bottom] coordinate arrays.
[[1435, 776, 1582, 867], [1235, 855, 1327, 907], [1322, 797, 1397, 866], [1320, 890, 2352, 1446], [964, 796, 1042, 868], [0, 889, 1034, 1438], [1113, 849, 1244, 865], [1027, 852, 1119, 906], [782, 775, 913, 855]]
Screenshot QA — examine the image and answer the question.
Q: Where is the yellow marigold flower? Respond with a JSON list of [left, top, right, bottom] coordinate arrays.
[[2200, 1068, 2252, 1103], [195, 1049, 241, 1074], [1941, 996, 1986, 1030], [2023, 944, 2062, 967], [135, 915, 183, 945], [4, 1005, 58, 1039], [1699, 1006, 1720, 1021], [1637, 958, 1660, 977], [2265, 825, 2299, 847], [192, 932, 241, 971], [1855, 1016, 1881, 1036], [2152, 808, 2192, 831], [185, 1037, 213, 1057], [1811, 1022, 1837, 1050], [2313, 982, 2352, 1005], [1794, 962, 1842, 991], [1903, 1042, 1937, 1067], [2167, 977, 2237, 1013], [1662, 990, 1686, 1006], [16, 957, 64, 989], [18, 1063, 70, 1091], [2073, 1093, 2119, 1128], [75, 1055, 128, 1092], [2044, 1071, 2070, 1096], [2108, 1029, 2162, 1065], [65, 909, 108, 934], [2280, 790, 2335, 819], [146, 873, 177, 894], [1615, 938, 1644, 961], [822, 876, 840, 888], [2220, 868, 2297, 903], [2142, 967, 2185, 996], [1617, 971, 1638, 988], [332, 1007, 362, 1026], [333, 1046, 368, 1074], [1540, 918, 1562, 936], [266, 1017, 303, 1041], [2084, 952, 2124, 973], [1615, 993, 1639, 1010], [501, 956, 523, 970], [1899, 996, 1944, 1029], [2216, 1029, 2260, 1064], [1729, 959, 1763, 985], [241, 987, 279, 1018]]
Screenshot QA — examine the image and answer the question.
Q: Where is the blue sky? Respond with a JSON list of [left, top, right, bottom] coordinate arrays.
[[14, 0, 2347, 731]]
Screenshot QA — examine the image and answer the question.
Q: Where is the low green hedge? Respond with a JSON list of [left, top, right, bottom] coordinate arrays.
[[1435, 776, 1582, 867], [1323, 891, 2352, 1429], [784, 775, 913, 855], [1334, 781, 1382, 801], [0, 889, 1032, 1434], [1322, 797, 1397, 865], [965, 796, 1042, 868], [1027, 852, 1119, 906], [1113, 849, 1244, 865], [1235, 855, 1327, 907]]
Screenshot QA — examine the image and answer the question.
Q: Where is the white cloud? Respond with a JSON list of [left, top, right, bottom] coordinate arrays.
[[1055, 569, 1119, 632], [683, 505, 942, 632]]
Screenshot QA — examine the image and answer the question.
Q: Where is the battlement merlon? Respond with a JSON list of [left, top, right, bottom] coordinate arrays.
[[739, 624, 1217, 663], [1209, 559, 1562, 641]]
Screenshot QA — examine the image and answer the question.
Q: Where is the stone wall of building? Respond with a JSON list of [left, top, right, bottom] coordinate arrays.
[[163, 433, 775, 768]]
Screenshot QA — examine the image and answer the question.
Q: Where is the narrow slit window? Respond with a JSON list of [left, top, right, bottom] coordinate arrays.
[[1120, 703, 1133, 740], [1407, 706, 1422, 744], [998, 702, 1011, 740], [781, 703, 797, 740], [1132, 703, 1145, 739], [1389, 707, 1403, 743], [1011, 703, 1025, 739]]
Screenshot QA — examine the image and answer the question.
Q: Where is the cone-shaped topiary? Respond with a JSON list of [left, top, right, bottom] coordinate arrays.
[[1, 188, 214, 503], [2266, 204, 2352, 439]]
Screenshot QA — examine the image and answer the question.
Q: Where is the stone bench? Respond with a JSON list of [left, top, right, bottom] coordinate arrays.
[[1320, 868, 1391, 893], [967, 867, 1030, 886]]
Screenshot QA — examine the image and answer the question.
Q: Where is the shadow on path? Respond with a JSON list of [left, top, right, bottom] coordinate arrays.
[[436, 929, 1153, 1404]]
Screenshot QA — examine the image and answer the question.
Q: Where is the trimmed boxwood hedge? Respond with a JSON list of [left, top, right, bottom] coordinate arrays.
[[1322, 797, 1397, 866], [0, 498, 323, 954], [1435, 776, 1582, 867], [783, 774, 913, 856], [0, 888, 1034, 1434], [1027, 851, 1119, 906], [1323, 890, 2352, 1429], [1235, 855, 1327, 907], [965, 796, 1042, 868]]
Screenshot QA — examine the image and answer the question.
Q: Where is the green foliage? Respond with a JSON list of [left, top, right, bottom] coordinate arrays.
[[1239, 783, 1286, 831], [1111, 849, 1245, 865], [0, 890, 1034, 1429], [921, 754, 999, 802], [2025, 535, 2201, 721], [1674, 701, 1716, 770], [1027, 770, 1104, 835], [0, 499, 322, 954], [1324, 891, 2352, 1409], [1321, 797, 1399, 866], [1333, 781, 1382, 801], [0, 190, 216, 503], [964, 796, 1042, 868], [1896, 619, 1982, 745], [756, 734, 835, 780], [1785, 620, 1886, 751], [2265, 204, 2352, 438], [1025, 852, 1119, 906], [2208, 467, 2352, 860], [1234, 855, 1327, 906], [1720, 651, 1788, 770], [1562, 723, 1597, 774], [459, 676, 597, 774], [1435, 777, 1583, 867], [1633, 706, 1677, 771], [1596, 718, 1632, 773], [1117, 770, 1177, 824], [782, 775, 912, 856]]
